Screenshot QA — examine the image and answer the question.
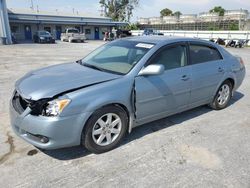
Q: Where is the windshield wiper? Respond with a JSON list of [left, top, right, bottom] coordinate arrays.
[[78, 61, 125, 75], [82, 63, 106, 72]]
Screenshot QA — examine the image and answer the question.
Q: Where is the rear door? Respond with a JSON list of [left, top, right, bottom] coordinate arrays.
[[135, 43, 192, 124], [189, 42, 225, 107]]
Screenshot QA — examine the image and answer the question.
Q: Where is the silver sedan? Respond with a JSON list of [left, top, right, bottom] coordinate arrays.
[[10, 36, 245, 153]]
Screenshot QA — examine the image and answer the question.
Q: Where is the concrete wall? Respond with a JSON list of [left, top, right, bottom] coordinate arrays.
[[0, 0, 12, 44], [131, 30, 250, 40]]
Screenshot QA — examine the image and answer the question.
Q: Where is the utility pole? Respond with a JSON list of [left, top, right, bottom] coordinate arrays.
[[239, 8, 242, 30], [30, 0, 34, 10]]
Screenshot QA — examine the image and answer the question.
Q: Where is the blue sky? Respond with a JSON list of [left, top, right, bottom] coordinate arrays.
[[6, 0, 250, 22]]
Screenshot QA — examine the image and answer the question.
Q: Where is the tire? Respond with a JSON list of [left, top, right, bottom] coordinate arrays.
[[82, 105, 128, 153], [209, 80, 233, 110]]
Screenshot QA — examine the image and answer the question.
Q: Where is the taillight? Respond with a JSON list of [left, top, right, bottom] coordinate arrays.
[[239, 57, 244, 66], [236, 56, 245, 69], [238, 57, 245, 69]]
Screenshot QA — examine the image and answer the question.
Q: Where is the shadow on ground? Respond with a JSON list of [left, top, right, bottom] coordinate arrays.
[[41, 91, 244, 160]]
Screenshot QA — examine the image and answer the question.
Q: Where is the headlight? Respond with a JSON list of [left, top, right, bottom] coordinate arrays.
[[43, 99, 71, 116], [40, 37, 45, 40]]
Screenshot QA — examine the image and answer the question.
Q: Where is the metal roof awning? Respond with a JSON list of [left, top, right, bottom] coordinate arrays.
[[8, 13, 128, 26]]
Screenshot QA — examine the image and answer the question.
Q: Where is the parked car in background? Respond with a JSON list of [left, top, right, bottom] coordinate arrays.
[[116, 29, 132, 38], [33, 31, 55, 43], [61, 28, 86, 43], [142, 28, 164, 36], [10, 36, 245, 154]]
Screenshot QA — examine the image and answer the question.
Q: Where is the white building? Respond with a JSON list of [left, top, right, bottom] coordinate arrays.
[[148, 17, 162, 25], [137, 9, 250, 31], [162, 16, 178, 24], [138, 18, 149, 25], [179, 14, 197, 23], [199, 12, 220, 22], [223, 9, 248, 21]]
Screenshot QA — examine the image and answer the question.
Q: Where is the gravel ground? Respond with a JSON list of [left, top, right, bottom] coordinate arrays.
[[0, 41, 249, 188]]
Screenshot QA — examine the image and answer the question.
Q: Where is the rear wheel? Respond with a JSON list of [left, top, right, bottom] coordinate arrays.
[[210, 80, 232, 110], [82, 105, 128, 153]]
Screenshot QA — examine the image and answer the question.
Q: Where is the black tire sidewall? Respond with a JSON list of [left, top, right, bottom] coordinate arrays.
[[83, 106, 128, 153]]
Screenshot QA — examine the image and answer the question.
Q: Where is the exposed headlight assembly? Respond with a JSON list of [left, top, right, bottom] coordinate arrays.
[[43, 99, 71, 116], [40, 37, 45, 40]]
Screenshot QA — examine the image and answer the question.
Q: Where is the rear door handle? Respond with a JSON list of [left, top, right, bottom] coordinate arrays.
[[218, 67, 224, 73], [181, 75, 189, 81]]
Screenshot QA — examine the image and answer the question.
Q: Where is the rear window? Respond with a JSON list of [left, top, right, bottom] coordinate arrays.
[[67, 29, 79, 33], [190, 44, 222, 64]]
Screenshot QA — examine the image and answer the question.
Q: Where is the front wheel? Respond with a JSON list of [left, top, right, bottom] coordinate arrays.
[[209, 81, 232, 110], [82, 105, 128, 153]]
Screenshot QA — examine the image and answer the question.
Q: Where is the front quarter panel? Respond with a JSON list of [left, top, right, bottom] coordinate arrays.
[[62, 76, 134, 117]]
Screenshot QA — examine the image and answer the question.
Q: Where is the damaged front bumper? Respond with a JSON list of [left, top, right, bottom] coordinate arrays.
[[9, 95, 92, 150]]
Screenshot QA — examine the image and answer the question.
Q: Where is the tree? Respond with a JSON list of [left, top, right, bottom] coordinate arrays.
[[160, 8, 172, 17], [229, 23, 239, 30], [173, 11, 182, 18], [99, 0, 139, 22], [209, 6, 225, 16], [125, 23, 139, 30]]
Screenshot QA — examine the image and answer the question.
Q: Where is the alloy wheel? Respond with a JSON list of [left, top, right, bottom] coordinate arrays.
[[217, 84, 230, 105], [92, 113, 122, 146]]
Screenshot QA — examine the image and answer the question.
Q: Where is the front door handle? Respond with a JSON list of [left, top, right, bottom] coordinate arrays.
[[218, 67, 224, 73], [181, 75, 189, 81]]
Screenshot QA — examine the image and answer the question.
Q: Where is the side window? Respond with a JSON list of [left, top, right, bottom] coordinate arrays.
[[152, 45, 187, 70], [190, 44, 222, 64]]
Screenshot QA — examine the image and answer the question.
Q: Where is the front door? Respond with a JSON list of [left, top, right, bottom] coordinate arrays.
[[189, 43, 225, 107], [135, 43, 191, 124], [56, 26, 62, 40], [24, 25, 32, 40], [94, 27, 99, 40]]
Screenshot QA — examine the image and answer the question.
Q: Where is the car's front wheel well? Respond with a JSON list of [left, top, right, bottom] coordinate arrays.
[[101, 103, 130, 123], [224, 78, 235, 90]]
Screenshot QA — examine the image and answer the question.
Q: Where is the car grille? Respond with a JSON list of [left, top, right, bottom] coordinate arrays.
[[12, 91, 30, 114]]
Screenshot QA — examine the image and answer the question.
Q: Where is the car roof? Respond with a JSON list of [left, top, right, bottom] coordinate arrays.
[[122, 36, 214, 46], [38, 30, 49, 33]]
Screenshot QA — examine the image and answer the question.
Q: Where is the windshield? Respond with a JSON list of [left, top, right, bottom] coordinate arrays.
[[81, 40, 153, 74], [68, 29, 79, 33], [39, 31, 51, 36]]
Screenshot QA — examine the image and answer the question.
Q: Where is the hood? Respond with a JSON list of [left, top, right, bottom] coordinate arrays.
[[15, 62, 122, 100]]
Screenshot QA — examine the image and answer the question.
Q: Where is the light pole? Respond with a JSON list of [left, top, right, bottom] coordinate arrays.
[[30, 0, 34, 10]]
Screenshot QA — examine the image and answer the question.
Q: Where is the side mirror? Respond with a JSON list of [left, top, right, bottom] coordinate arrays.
[[138, 64, 164, 76]]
